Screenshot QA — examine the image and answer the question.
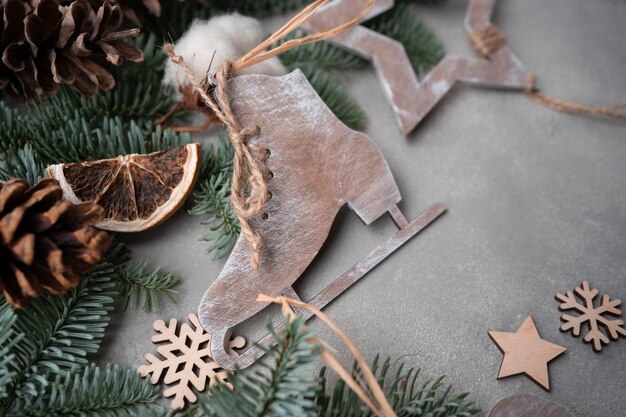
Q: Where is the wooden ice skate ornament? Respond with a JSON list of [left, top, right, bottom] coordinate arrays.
[[197, 70, 447, 370], [489, 394, 574, 417], [488, 316, 566, 391], [302, 0, 529, 135], [164, 0, 446, 371]]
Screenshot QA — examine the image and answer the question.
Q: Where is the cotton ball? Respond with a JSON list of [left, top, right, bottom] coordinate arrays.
[[207, 13, 265, 55], [162, 14, 288, 99]]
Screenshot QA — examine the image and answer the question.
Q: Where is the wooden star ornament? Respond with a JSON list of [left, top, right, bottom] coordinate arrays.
[[488, 316, 566, 391], [302, 0, 529, 135]]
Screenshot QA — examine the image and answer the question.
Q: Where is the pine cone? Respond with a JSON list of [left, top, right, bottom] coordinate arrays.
[[0, 178, 111, 308], [73, 0, 210, 28], [0, 0, 143, 100], [66, 0, 163, 26]]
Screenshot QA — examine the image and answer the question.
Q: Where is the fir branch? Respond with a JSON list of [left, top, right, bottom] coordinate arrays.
[[399, 0, 446, 4], [0, 302, 21, 400], [366, 4, 444, 76], [279, 32, 366, 72], [16, 363, 164, 417], [0, 144, 45, 185], [318, 355, 479, 417], [118, 261, 179, 313], [302, 67, 367, 130], [0, 242, 125, 411], [210, 0, 309, 18], [0, 102, 29, 154], [27, 116, 188, 171], [189, 172, 240, 260], [200, 133, 234, 180], [136, 0, 215, 40], [189, 133, 239, 260], [193, 317, 321, 417], [28, 114, 190, 167]]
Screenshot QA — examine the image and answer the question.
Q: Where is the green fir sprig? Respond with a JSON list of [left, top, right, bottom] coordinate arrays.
[[366, 4, 444, 76], [189, 134, 240, 259], [118, 261, 180, 313], [13, 364, 163, 417], [318, 355, 479, 417]]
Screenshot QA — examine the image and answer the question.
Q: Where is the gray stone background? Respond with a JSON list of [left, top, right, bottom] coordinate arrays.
[[99, 0, 626, 415]]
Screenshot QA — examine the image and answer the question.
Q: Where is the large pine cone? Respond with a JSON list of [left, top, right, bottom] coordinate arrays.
[[0, 0, 143, 100], [0, 178, 111, 308]]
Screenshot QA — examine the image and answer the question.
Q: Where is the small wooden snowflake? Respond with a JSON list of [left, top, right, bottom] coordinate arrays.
[[555, 281, 626, 352], [138, 313, 245, 409]]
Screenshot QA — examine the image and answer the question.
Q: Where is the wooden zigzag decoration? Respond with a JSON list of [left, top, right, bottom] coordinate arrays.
[[303, 0, 530, 135]]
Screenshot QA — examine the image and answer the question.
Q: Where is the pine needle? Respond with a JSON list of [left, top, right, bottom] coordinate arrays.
[[278, 31, 366, 71], [317, 355, 479, 417], [193, 317, 321, 417], [190, 173, 240, 260], [366, 4, 445, 76], [118, 261, 180, 313], [188, 133, 240, 260], [17, 363, 164, 417]]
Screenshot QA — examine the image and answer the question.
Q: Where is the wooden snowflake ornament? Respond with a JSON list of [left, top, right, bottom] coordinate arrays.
[[138, 313, 245, 409], [555, 281, 626, 352]]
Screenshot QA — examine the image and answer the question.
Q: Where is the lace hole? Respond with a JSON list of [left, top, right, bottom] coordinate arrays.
[[261, 212, 269, 220]]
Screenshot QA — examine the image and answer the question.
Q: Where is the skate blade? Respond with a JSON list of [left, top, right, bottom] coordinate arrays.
[[230, 202, 447, 369]]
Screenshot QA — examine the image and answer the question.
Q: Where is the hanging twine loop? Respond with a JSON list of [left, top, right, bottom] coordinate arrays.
[[524, 75, 626, 121], [257, 294, 398, 417], [163, 0, 373, 269], [468, 23, 506, 56], [467, 25, 626, 122]]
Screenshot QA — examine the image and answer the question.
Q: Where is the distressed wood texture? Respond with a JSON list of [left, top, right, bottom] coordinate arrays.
[[198, 70, 446, 369], [489, 394, 574, 417], [489, 316, 566, 391], [301, 0, 529, 135]]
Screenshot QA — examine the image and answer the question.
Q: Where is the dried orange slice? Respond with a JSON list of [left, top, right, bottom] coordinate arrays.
[[46, 144, 201, 232]]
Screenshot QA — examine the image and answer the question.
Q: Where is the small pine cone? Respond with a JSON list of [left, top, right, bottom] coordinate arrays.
[[0, 0, 143, 100], [62, 0, 164, 26], [0, 178, 111, 308]]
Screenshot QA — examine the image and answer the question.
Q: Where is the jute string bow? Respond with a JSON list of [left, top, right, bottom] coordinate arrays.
[[468, 25, 626, 122], [257, 294, 398, 417], [164, 0, 374, 269]]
